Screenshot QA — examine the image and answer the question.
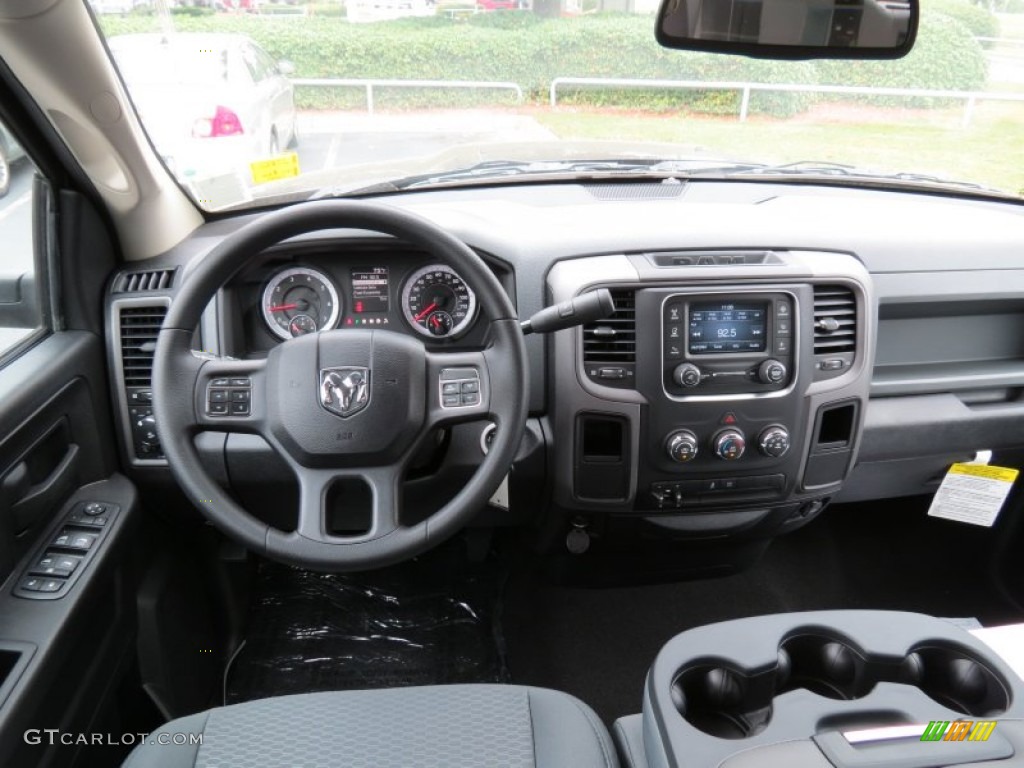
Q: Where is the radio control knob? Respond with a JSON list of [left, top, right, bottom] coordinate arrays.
[[758, 359, 788, 385], [713, 429, 746, 461], [673, 363, 702, 388], [758, 426, 791, 458], [666, 430, 699, 463]]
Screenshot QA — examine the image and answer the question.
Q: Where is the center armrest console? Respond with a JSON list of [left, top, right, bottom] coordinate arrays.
[[615, 611, 1024, 768]]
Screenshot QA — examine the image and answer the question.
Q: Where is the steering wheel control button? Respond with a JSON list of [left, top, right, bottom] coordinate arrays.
[[713, 429, 747, 461], [666, 430, 699, 463], [758, 426, 791, 457], [439, 368, 484, 409], [207, 377, 253, 417]]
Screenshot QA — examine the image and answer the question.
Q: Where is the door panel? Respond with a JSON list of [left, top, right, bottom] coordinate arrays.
[[0, 332, 116, 578]]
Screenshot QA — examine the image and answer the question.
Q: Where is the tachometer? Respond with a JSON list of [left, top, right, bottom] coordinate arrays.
[[261, 266, 341, 340], [402, 264, 478, 339]]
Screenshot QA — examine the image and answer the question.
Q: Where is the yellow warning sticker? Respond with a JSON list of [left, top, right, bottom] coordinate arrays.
[[250, 152, 300, 186], [928, 463, 1018, 527], [948, 463, 1019, 483]]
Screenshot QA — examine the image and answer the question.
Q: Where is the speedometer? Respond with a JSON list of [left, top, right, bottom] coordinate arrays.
[[401, 264, 478, 339], [261, 266, 341, 341]]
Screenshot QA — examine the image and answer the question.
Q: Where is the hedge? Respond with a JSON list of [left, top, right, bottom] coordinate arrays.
[[817, 13, 987, 99], [99, 9, 984, 116], [925, 0, 999, 39]]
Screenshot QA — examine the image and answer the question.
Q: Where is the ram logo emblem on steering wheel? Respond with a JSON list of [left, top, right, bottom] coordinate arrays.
[[319, 367, 370, 418]]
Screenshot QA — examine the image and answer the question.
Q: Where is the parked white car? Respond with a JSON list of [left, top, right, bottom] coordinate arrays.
[[0, 123, 26, 197], [108, 32, 297, 190]]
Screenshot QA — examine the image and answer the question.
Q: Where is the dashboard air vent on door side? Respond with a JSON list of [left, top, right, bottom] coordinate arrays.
[[812, 284, 857, 380], [582, 289, 636, 388], [114, 269, 176, 293], [119, 305, 168, 388]]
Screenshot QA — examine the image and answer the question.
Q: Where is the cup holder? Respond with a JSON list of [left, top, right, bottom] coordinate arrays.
[[910, 645, 1011, 717], [777, 634, 874, 700], [671, 663, 775, 739], [670, 632, 1011, 739]]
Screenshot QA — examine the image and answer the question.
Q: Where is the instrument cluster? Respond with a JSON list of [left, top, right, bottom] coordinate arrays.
[[243, 253, 486, 351]]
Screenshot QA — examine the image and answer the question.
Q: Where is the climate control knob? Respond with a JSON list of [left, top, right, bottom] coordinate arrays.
[[758, 425, 791, 458], [666, 430, 699, 463], [758, 359, 788, 385], [713, 429, 746, 461], [673, 363, 702, 388]]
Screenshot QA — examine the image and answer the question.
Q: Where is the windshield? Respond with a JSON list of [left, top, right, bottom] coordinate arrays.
[[93, 0, 1024, 210]]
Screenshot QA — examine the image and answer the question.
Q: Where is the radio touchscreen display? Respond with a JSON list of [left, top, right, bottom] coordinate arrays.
[[689, 303, 767, 353]]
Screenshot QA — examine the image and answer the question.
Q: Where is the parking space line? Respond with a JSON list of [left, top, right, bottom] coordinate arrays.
[[325, 134, 342, 170]]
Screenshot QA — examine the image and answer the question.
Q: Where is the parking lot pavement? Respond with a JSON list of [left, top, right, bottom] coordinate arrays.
[[294, 110, 557, 171]]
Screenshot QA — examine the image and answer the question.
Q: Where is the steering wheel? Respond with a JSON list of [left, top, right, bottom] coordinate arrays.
[[152, 201, 529, 571]]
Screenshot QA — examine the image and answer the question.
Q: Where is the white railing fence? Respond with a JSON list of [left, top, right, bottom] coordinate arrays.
[[292, 78, 524, 113], [291, 76, 1024, 128], [548, 77, 1024, 128]]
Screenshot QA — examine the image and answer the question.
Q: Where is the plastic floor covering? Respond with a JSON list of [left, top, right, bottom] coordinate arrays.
[[225, 554, 508, 704]]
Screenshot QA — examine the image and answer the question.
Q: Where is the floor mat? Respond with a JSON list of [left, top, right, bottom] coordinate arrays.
[[225, 551, 508, 704]]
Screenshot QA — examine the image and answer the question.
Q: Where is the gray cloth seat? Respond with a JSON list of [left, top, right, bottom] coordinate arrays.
[[123, 684, 619, 768]]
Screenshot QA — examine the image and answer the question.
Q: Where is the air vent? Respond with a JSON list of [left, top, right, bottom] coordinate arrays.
[[813, 285, 857, 354], [115, 269, 176, 293], [583, 289, 636, 387], [119, 305, 167, 388]]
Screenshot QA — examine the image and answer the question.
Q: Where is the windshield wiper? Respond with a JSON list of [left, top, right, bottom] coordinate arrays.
[[311, 157, 1010, 200], [724, 160, 1003, 194]]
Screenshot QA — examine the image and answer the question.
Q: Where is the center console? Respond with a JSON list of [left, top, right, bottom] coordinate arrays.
[[547, 249, 873, 552], [614, 611, 1024, 768]]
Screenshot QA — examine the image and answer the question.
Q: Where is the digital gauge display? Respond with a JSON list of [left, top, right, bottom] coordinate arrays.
[[351, 267, 390, 314]]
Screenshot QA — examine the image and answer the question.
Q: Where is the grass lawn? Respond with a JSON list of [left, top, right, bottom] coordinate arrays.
[[534, 101, 1024, 196]]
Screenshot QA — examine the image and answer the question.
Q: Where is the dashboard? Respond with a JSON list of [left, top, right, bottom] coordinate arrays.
[[103, 179, 1024, 565]]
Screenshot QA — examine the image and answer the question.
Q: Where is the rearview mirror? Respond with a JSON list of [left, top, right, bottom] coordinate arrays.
[[656, 0, 917, 59]]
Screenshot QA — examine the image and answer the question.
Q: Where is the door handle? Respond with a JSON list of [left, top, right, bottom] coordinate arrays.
[[5, 443, 80, 534]]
